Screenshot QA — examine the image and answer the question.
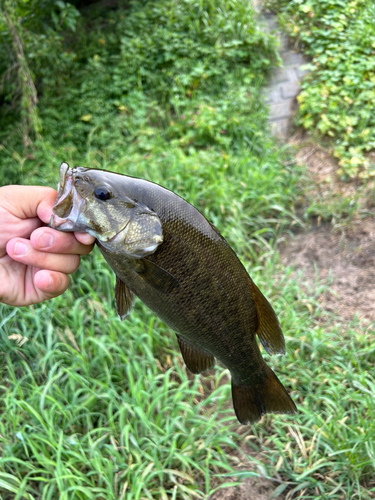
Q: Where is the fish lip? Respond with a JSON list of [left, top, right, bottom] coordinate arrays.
[[57, 162, 69, 197], [49, 163, 85, 231]]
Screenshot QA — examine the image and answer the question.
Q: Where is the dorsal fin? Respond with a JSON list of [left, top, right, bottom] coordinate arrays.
[[176, 335, 215, 374], [248, 279, 285, 355]]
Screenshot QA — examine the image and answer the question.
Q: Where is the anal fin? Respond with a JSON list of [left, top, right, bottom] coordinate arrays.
[[249, 280, 285, 355], [231, 364, 297, 425], [115, 276, 135, 320], [177, 335, 215, 374]]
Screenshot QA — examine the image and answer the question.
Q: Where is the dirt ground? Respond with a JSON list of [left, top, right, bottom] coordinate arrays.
[[210, 475, 284, 500], [281, 141, 375, 324], [279, 216, 375, 323]]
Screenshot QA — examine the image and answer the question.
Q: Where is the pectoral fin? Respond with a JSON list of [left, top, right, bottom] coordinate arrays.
[[177, 335, 215, 374], [248, 280, 285, 355], [128, 258, 179, 294], [115, 277, 135, 320]]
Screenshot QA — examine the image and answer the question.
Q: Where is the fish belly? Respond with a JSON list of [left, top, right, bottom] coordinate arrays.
[[99, 244, 265, 380]]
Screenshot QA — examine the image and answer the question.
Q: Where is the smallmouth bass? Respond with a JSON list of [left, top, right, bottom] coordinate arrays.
[[49, 162, 297, 424]]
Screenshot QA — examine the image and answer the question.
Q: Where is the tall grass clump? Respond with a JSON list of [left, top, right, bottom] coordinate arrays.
[[2, 247, 375, 498]]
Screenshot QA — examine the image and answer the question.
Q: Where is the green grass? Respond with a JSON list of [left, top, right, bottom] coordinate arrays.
[[1, 251, 375, 499], [0, 252, 238, 499], [227, 261, 375, 499]]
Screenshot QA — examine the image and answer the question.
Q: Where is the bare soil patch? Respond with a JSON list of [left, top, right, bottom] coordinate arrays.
[[208, 440, 284, 500], [293, 140, 375, 211], [280, 217, 375, 323], [210, 475, 283, 500], [281, 140, 375, 324]]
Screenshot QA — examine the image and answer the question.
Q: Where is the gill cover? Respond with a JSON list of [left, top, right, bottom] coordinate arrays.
[[99, 201, 164, 259]]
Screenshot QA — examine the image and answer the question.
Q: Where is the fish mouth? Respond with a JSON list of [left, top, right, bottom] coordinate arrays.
[[49, 162, 85, 231]]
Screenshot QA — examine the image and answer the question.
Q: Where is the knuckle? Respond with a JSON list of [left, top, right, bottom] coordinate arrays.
[[39, 253, 52, 270]]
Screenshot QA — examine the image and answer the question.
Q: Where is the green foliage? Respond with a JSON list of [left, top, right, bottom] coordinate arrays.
[[0, 0, 280, 183], [0, 0, 298, 245], [0, 0, 80, 147], [269, 0, 375, 180]]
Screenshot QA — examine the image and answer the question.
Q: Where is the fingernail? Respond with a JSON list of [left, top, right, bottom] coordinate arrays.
[[14, 241, 27, 256], [39, 232, 54, 248]]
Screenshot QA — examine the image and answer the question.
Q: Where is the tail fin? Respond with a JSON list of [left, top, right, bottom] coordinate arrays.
[[231, 365, 297, 424]]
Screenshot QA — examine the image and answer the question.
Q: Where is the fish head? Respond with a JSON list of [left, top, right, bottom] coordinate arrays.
[[49, 162, 163, 257]]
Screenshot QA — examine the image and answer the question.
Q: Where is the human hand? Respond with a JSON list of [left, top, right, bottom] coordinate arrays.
[[0, 185, 95, 306]]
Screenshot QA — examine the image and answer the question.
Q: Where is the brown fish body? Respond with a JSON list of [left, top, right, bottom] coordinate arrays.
[[98, 178, 263, 379], [50, 164, 296, 424]]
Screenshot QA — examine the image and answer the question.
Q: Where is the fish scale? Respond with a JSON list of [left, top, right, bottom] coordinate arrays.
[[50, 162, 297, 424]]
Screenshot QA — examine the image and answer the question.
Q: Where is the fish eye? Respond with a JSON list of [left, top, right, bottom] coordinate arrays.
[[94, 186, 112, 201]]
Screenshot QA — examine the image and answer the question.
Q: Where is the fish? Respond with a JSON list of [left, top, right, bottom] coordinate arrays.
[[49, 162, 297, 424]]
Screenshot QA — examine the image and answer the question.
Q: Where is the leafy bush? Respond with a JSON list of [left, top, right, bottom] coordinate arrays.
[[0, 0, 300, 243], [0, 0, 279, 181], [269, 0, 375, 179]]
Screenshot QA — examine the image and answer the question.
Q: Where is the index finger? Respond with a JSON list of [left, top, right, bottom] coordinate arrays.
[[74, 232, 96, 245], [0, 185, 57, 223]]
